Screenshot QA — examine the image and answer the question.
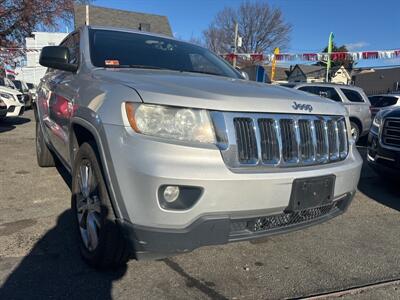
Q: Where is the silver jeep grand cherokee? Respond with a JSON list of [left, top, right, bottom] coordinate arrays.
[[36, 26, 362, 268]]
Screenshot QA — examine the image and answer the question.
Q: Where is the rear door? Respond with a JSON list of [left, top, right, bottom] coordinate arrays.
[[42, 32, 81, 166], [339, 87, 371, 131]]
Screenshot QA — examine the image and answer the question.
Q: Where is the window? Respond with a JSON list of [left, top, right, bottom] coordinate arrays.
[[341, 88, 364, 103], [12, 80, 22, 91], [368, 96, 380, 106], [298, 86, 342, 102], [139, 23, 151, 32], [89, 29, 240, 79], [370, 96, 398, 107]]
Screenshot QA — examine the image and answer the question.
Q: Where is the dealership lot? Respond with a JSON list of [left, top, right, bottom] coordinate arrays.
[[0, 110, 399, 299]]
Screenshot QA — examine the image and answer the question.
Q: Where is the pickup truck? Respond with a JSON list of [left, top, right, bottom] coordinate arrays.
[[36, 26, 362, 268]]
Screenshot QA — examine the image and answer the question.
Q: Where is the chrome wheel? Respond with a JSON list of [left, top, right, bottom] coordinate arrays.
[[351, 124, 359, 142], [76, 160, 102, 252]]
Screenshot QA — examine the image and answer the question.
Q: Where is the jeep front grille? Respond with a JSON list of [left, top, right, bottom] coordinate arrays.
[[382, 118, 400, 148], [215, 113, 349, 171]]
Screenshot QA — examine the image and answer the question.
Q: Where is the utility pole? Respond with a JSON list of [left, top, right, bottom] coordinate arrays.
[[233, 22, 238, 68]]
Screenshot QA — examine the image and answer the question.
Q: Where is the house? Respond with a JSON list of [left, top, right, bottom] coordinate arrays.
[[287, 64, 326, 83], [352, 67, 400, 95], [74, 5, 173, 36], [264, 65, 290, 83], [331, 66, 351, 85], [287, 64, 353, 84], [15, 32, 68, 84]]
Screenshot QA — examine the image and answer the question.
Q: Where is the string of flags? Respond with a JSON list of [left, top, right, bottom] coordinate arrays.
[[1, 47, 400, 63], [222, 49, 400, 63]]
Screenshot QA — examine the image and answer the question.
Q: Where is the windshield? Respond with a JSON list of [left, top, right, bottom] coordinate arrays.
[[27, 83, 35, 89], [4, 78, 16, 89], [89, 29, 240, 78], [13, 80, 22, 90]]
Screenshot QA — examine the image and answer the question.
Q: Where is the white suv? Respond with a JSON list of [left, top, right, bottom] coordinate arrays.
[[0, 79, 25, 117]]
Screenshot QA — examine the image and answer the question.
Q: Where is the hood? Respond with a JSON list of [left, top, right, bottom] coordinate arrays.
[[382, 106, 400, 118], [93, 69, 346, 116], [0, 85, 20, 96]]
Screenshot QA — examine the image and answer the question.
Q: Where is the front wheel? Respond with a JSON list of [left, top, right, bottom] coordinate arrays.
[[350, 122, 360, 143], [36, 120, 55, 167], [71, 142, 130, 269]]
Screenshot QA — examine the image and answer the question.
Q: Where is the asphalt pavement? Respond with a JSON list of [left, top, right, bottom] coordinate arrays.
[[0, 110, 399, 300]]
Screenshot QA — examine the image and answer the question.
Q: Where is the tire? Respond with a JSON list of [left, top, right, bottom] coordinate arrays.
[[350, 121, 360, 143], [71, 142, 130, 269], [36, 120, 55, 167]]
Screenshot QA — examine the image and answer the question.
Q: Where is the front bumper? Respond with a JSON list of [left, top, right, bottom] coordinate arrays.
[[103, 124, 362, 257], [119, 192, 354, 260], [6, 104, 24, 117], [367, 132, 400, 176]]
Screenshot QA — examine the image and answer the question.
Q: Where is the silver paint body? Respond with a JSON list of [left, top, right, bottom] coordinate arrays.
[[36, 26, 362, 229]]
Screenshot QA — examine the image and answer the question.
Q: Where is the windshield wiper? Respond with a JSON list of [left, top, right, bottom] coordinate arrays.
[[178, 69, 223, 77], [104, 64, 166, 70]]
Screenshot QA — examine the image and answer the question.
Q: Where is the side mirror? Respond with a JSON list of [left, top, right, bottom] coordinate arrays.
[[39, 46, 78, 72]]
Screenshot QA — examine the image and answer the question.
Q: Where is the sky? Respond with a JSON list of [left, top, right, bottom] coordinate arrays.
[[81, 0, 400, 68]]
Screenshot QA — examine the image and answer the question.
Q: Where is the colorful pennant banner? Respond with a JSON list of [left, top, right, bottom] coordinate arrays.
[[222, 49, 400, 63]]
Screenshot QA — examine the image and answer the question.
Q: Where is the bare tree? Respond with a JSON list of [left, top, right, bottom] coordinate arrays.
[[203, 1, 291, 54], [0, 0, 92, 48]]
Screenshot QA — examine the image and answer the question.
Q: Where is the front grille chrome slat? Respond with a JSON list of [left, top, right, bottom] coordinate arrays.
[[229, 114, 349, 169], [382, 118, 400, 148]]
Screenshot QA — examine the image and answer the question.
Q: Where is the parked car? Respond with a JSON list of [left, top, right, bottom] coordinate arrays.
[[0, 99, 7, 118], [367, 107, 400, 177], [0, 84, 25, 117], [26, 82, 37, 103], [368, 94, 400, 117], [283, 83, 372, 142], [36, 26, 362, 268], [12, 79, 32, 108]]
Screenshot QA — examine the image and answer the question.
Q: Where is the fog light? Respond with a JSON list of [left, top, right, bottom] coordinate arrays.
[[163, 186, 180, 203]]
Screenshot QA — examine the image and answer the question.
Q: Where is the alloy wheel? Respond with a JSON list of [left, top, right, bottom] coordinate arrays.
[[76, 160, 102, 252]]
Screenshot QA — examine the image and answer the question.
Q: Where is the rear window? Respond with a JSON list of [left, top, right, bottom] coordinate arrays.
[[298, 86, 342, 102], [280, 83, 296, 88], [341, 88, 364, 103], [370, 96, 398, 107]]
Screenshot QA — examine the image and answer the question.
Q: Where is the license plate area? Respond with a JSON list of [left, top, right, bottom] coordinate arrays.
[[286, 175, 335, 212]]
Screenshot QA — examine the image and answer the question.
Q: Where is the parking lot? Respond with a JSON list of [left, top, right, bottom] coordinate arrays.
[[0, 110, 399, 299]]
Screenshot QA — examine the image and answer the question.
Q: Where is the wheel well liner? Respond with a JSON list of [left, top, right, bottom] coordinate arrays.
[[349, 117, 362, 133]]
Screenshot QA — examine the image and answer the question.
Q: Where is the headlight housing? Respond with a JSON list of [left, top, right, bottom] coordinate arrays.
[[0, 93, 13, 100], [125, 103, 216, 144], [371, 113, 383, 135]]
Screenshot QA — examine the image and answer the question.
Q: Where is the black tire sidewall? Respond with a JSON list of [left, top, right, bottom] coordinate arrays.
[[71, 142, 119, 268], [350, 121, 360, 142]]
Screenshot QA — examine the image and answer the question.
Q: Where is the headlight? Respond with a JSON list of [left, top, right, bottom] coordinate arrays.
[[125, 103, 216, 144], [372, 114, 382, 128], [0, 93, 13, 100], [371, 114, 383, 135]]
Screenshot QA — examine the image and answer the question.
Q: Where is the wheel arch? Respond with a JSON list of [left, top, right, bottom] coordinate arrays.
[[349, 116, 362, 133], [70, 118, 127, 220]]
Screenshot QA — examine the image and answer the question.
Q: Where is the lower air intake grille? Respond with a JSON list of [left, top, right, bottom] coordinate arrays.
[[230, 200, 343, 234]]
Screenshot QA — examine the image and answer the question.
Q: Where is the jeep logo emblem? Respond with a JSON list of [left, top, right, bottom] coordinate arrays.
[[292, 101, 313, 112]]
